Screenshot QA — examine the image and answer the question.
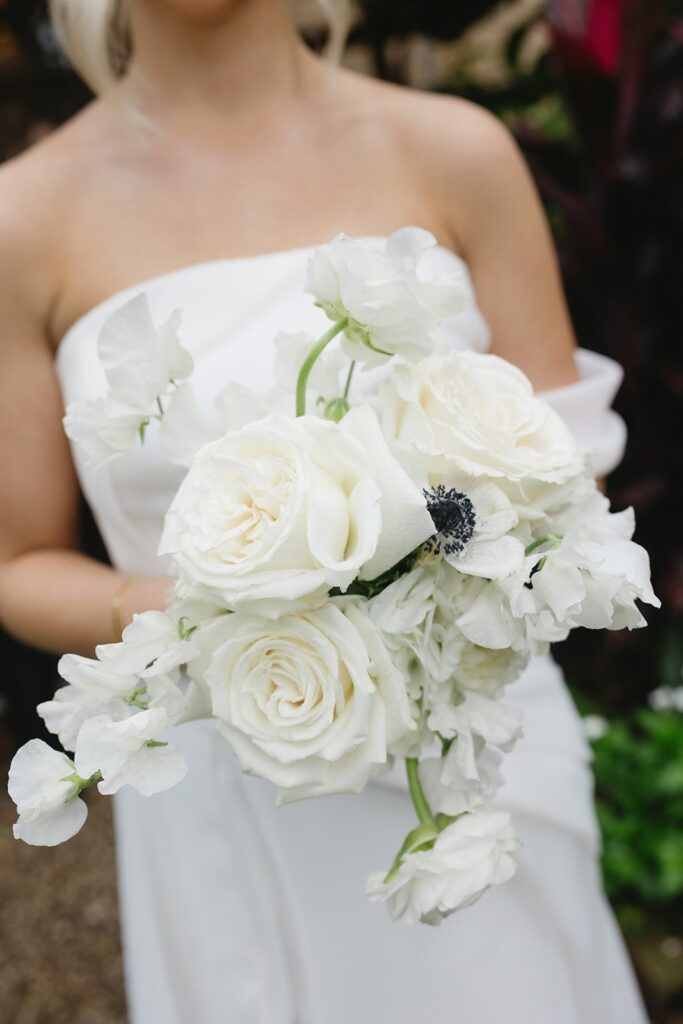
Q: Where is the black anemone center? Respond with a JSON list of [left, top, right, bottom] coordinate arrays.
[[423, 485, 477, 557]]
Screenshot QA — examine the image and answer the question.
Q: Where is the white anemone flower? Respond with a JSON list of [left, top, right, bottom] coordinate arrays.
[[423, 482, 524, 580]]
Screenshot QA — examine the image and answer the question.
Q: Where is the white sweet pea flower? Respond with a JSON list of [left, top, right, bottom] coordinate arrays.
[[199, 599, 414, 802], [159, 381, 279, 467], [423, 482, 524, 580], [63, 397, 150, 467], [159, 406, 434, 614], [75, 708, 187, 797], [95, 609, 198, 678], [40, 611, 198, 750], [98, 294, 192, 407], [40, 657, 140, 752], [8, 740, 89, 846], [64, 294, 193, 467], [305, 228, 469, 366], [367, 810, 520, 925], [382, 351, 584, 491]]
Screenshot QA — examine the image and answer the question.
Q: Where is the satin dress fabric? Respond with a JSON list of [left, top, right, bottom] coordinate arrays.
[[55, 242, 648, 1024]]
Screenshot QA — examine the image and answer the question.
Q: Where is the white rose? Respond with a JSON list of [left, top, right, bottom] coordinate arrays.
[[199, 599, 414, 801], [159, 406, 434, 613], [367, 810, 520, 924], [305, 228, 469, 366], [382, 351, 584, 487], [8, 740, 89, 847]]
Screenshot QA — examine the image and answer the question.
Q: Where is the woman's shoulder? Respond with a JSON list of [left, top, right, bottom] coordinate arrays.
[[333, 70, 529, 243], [0, 102, 114, 337], [337, 70, 520, 172]]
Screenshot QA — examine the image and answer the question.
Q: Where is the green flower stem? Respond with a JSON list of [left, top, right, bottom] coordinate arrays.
[[405, 757, 436, 827], [295, 318, 349, 417], [342, 360, 356, 401]]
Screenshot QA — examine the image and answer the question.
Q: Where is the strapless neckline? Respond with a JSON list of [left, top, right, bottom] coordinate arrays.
[[55, 237, 468, 364]]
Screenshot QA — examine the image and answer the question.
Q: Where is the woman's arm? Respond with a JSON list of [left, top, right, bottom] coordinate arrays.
[[421, 99, 579, 390], [0, 160, 168, 657]]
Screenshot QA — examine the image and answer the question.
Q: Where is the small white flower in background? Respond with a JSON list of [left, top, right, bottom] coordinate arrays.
[[423, 482, 524, 580], [382, 350, 584, 491], [8, 740, 89, 846], [583, 714, 610, 741], [649, 687, 683, 713], [305, 228, 470, 366], [159, 406, 434, 613], [64, 294, 193, 467], [367, 810, 520, 925], [200, 599, 414, 802], [75, 708, 187, 797]]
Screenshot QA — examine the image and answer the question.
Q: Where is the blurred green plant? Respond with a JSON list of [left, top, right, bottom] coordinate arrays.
[[578, 687, 683, 1015]]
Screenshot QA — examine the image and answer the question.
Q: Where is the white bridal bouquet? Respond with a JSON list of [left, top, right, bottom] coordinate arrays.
[[9, 229, 659, 925]]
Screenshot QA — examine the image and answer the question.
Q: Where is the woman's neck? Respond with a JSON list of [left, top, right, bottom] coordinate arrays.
[[122, 0, 324, 128]]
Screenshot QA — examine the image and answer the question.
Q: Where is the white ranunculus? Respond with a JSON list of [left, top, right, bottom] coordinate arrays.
[[428, 692, 523, 777], [159, 406, 434, 613], [382, 351, 584, 488], [305, 228, 469, 366], [500, 481, 660, 638], [64, 294, 193, 467], [367, 810, 520, 924], [200, 599, 414, 802], [420, 742, 505, 816], [75, 708, 187, 797], [8, 740, 89, 846]]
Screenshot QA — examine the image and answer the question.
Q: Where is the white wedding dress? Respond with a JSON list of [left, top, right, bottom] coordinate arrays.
[[55, 241, 648, 1024]]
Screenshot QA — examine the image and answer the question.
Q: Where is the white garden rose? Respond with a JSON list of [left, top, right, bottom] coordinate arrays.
[[305, 228, 469, 365], [382, 351, 584, 489], [198, 599, 414, 801], [9, 740, 89, 847], [159, 406, 434, 613], [367, 810, 520, 925]]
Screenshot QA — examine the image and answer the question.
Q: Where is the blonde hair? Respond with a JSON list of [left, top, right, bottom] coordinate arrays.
[[48, 0, 352, 94]]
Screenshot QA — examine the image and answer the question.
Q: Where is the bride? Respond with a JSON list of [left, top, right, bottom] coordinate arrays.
[[0, 1, 648, 1021]]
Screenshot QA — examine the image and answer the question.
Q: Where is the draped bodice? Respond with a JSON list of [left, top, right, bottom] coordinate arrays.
[[54, 242, 490, 576]]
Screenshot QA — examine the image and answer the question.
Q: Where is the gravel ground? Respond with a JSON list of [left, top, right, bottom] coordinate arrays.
[[0, 727, 128, 1024]]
